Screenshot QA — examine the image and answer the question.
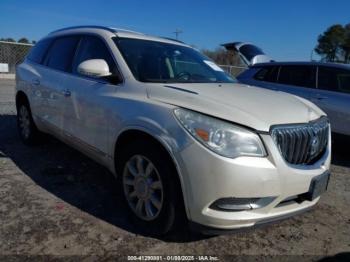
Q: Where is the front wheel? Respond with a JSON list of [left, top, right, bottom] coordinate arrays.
[[118, 139, 185, 236]]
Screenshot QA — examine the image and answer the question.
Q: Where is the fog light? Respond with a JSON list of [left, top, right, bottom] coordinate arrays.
[[210, 197, 276, 211]]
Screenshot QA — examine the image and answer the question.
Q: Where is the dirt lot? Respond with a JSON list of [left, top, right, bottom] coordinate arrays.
[[0, 79, 349, 261]]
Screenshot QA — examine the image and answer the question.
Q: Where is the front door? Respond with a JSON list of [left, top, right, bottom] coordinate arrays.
[[62, 35, 122, 156]]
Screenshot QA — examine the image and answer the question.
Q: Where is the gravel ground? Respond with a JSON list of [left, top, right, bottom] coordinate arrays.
[[0, 79, 349, 261]]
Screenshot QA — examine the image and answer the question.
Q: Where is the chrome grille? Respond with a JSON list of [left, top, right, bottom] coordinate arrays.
[[271, 117, 329, 165]]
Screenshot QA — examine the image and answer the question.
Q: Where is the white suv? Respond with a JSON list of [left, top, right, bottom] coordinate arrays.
[[16, 26, 331, 235]]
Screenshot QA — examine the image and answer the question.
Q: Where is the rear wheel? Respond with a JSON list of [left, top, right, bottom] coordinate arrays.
[[17, 101, 41, 145], [118, 139, 185, 236]]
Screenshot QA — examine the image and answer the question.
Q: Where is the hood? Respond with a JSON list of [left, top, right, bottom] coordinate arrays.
[[147, 83, 325, 132]]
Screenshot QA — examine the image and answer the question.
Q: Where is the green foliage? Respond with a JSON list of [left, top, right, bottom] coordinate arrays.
[[0, 38, 16, 42], [315, 23, 350, 63], [18, 38, 30, 44], [0, 37, 36, 44], [342, 24, 350, 63]]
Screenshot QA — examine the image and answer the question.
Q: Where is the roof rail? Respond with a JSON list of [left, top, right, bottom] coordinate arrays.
[[109, 28, 144, 35], [49, 25, 117, 35], [161, 37, 184, 44], [49, 25, 145, 36]]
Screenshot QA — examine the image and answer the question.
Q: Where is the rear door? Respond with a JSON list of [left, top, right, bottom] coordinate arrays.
[[40, 35, 80, 131], [274, 65, 316, 100], [22, 38, 53, 121], [312, 66, 350, 135]]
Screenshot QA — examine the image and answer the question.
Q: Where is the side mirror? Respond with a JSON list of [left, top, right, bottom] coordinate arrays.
[[77, 59, 111, 78]]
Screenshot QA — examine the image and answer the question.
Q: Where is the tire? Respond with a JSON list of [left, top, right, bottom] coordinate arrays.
[[117, 139, 185, 236], [16, 100, 42, 145]]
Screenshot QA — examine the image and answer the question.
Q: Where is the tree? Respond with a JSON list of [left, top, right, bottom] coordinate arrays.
[[342, 24, 350, 63], [315, 24, 347, 63], [0, 37, 16, 42], [18, 37, 30, 44]]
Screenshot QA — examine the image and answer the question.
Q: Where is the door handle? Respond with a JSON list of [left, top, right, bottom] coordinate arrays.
[[32, 79, 40, 86], [62, 89, 71, 97]]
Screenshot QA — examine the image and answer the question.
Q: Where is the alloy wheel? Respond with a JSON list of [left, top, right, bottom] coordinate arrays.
[[18, 105, 31, 139], [123, 155, 164, 221]]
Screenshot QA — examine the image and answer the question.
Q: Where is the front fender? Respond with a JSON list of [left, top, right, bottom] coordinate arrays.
[[110, 114, 194, 220]]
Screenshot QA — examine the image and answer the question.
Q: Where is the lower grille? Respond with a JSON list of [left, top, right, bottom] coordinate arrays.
[[271, 117, 329, 165]]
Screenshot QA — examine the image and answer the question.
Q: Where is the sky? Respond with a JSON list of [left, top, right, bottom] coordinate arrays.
[[0, 0, 349, 61]]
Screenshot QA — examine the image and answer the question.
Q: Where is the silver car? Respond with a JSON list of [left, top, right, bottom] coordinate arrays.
[[16, 26, 331, 235], [237, 62, 350, 136]]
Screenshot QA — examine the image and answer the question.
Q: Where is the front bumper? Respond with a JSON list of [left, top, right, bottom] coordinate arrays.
[[176, 132, 331, 230], [189, 205, 313, 235]]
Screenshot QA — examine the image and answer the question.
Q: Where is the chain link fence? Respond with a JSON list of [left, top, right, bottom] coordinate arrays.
[[0, 79, 16, 115], [219, 64, 247, 77], [0, 41, 33, 76]]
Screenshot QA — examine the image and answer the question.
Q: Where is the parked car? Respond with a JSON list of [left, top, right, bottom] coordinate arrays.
[[16, 26, 331, 235], [237, 62, 350, 136]]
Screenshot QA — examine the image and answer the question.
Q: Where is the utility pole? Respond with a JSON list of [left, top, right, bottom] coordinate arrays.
[[173, 29, 183, 40]]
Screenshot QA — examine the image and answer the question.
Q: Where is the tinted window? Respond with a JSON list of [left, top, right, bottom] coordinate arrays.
[[254, 66, 278, 82], [72, 36, 116, 74], [318, 66, 350, 93], [27, 38, 52, 64], [44, 36, 80, 72], [278, 66, 315, 88]]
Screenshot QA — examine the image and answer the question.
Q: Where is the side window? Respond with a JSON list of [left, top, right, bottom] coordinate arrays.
[[277, 65, 315, 88], [43, 36, 80, 72], [254, 66, 278, 82], [318, 66, 350, 94], [27, 38, 53, 64], [72, 36, 117, 75]]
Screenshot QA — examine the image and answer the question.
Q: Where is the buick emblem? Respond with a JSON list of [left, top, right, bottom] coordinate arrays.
[[310, 135, 320, 156]]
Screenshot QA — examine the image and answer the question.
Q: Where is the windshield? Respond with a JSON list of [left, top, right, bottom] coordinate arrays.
[[114, 38, 235, 83]]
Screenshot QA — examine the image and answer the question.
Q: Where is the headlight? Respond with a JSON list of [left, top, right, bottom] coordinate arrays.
[[174, 108, 266, 158]]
